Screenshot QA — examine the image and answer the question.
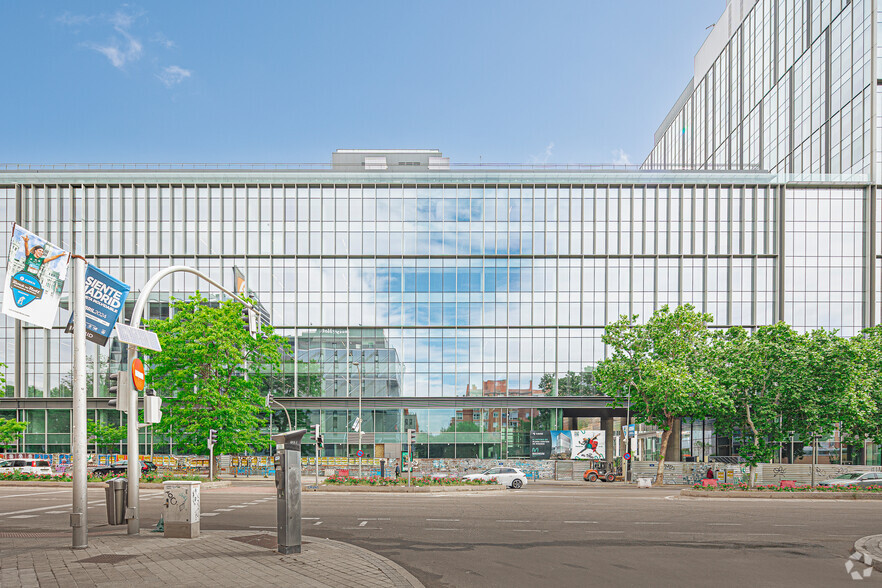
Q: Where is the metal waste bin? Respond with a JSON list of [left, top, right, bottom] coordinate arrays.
[[105, 477, 127, 525]]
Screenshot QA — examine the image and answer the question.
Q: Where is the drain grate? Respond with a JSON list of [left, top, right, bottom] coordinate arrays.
[[79, 554, 137, 564]]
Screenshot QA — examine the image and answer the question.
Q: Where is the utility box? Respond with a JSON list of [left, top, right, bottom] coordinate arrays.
[[162, 480, 201, 538], [273, 429, 307, 555]]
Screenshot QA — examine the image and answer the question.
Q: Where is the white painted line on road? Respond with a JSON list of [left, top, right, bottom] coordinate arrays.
[[200, 513, 219, 517], [45, 511, 68, 515], [9, 515, 38, 519], [313, 521, 323, 526], [215, 508, 233, 512], [564, 521, 597, 524], [249, 526, 276, 529], [634, 522, 671, 525], [0, 499, 101, 518], [358, 518, 391, 521], [496, 519, 530, 523], [744, 533, 783, 536], [229, 505, 246, 509], [427, 518, 460, 522], [512, 529, 547, 533], [342, 527, 381, 530], [425, 528, 462, 531], [302, 517, 320, 520], [359, 520, 368, 527], [708, 523, 742, 526], [0, 490, 70, 500], [773, 524, 807, 527], [592, 531, 625, 534]]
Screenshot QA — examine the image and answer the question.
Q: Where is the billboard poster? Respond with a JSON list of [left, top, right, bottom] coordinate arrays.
[[538, 430, 606, 460], [1, 225, 70, 329], [64, 264, 130, 346], [530, 431, 552, 459]]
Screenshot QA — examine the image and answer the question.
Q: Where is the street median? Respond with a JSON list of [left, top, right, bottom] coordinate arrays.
[[681, 489, 882, 500]]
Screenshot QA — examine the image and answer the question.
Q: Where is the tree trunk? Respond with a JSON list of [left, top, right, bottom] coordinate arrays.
[[655, 419, 674, 486]]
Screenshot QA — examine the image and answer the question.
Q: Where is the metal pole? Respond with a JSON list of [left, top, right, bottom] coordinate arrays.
[[209, 445, 215, 481], [790, 433, 794, 465], [811, 435, 817, 487], [71, 255, 88, 549], [125, 265, 256, 535], [358, 362, 362, 480], [625, 390, 630, 484]]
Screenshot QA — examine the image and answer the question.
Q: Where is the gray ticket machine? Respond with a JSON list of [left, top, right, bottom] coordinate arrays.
[[272, 429, 307, 555]]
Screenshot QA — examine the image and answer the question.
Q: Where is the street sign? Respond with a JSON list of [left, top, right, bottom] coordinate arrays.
[[624, 452, 631, 460], [131, 358, 145, 391], [114, 323, 162, 351], [356, 449, 364, 458]]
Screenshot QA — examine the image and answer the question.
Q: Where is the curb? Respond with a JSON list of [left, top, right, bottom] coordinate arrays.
[[853, 535, 882, 573], [0, 480, 231, 489], [304, 484, 507, 493], [680, 489, 882, 500], [304, 535, 424, 587]]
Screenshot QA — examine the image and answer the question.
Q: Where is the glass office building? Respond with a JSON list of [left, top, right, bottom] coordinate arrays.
[[0, 154, 875, 460]]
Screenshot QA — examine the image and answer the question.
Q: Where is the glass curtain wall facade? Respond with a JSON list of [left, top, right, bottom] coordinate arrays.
[[0, 170, 875, 456], [645, 0, 875, 177]]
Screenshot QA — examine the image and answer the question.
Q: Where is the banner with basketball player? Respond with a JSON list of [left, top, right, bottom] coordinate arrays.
[[1, 224, 71, 329]]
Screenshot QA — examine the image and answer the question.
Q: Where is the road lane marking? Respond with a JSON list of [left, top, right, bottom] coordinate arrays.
[[249, 526, 276, 529], [0, 499, 102, 517], [496, 519, 530, 523], [359, 521, 368, 527], [426, 528, 461, 531], [9, 515, 38, 518], [512, 529, 547, 533], [773, 524, 807, 527], [313, 521, 323, 526], [358, 518, 390, 521], [229, 505, 246, 508], [635, 522, 671, 525], [0, 490, 70, 500], [200, 513, 218, 517], [708, 523, 742, 526], [302, 517, 320, 520], [215, 509, 233, 512], [45, 511, 68, 514], [427, 518, 460, 522], [564, 521, 598, 524], [592, 531, 625, 534]]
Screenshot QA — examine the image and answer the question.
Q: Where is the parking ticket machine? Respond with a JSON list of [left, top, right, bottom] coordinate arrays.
[[272, 429, 307, 554]]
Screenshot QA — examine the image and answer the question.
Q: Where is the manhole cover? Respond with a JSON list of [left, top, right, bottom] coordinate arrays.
[[230, 534, 278, 550], [79, 554, 137, 564]]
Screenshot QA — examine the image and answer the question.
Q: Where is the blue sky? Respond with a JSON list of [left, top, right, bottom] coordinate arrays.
[[1, 2, 725, 165]]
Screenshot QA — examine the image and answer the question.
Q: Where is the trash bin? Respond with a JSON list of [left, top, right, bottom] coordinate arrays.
[[105, 477, 127, 525]]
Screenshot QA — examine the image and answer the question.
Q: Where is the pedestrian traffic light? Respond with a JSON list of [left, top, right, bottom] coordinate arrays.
[[107, 371, 129, 412], [208, 429, 218, 448], [316, 435, 324, 449], [407, 428, 416, 446]]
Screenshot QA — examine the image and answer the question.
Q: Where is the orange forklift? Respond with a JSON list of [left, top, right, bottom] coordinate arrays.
[[582, 459, 619, 483]]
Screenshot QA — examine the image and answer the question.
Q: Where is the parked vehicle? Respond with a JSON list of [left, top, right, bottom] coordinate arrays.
[[92, 460, 157, 477], [463, 467, 528, 489], [582, 459, 618, 483], [0, 458, 53, 475], [817, 472, 882, 487]]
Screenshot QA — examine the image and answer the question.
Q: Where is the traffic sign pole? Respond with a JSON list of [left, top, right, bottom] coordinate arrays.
[[70, 255, 88, 549]]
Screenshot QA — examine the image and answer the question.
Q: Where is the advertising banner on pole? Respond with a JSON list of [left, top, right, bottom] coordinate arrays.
[[64, 264, 130, 346], [1, 225, 70, 329]]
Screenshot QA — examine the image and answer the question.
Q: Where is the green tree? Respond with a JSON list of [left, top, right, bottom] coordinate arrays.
[[595, 305, 728, 485], [710, 323, 800, 485], [143, 294, 290, 455], [539, 366, 598, 397], [842, 327, 882, 446], [0, 418, 28, 450], [86, 420, 127, 454]]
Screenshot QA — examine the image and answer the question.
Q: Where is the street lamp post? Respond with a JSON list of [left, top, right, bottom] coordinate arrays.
[[350, 352, 363, 479]]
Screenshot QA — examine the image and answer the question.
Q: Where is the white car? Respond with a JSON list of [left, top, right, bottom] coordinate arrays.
[[0, 458, 53, 475], [463, 467, 528, 489], [817, 472, 882, 487]]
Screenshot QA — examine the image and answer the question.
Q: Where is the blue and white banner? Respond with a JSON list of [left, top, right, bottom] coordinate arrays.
[[64, 264, 130, 346], [1, 225, 70, 329]]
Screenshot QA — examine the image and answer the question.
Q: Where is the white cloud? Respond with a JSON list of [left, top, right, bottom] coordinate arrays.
[[529, 142, 555, 164], [611, 148, 632, 166], [156, 65, 192, 87], [151, 33, 175, 49], [57, 12, 95, 26]]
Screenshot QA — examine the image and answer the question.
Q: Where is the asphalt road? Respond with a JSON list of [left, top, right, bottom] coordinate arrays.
[[0, 483, 878, 587]]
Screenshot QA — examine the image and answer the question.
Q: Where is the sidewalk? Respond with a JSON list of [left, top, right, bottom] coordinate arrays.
[[0, 530, 423, 588]]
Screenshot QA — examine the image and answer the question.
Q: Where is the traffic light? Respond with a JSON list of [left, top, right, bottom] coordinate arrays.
[[208, 429, 218, 448], [316, 435, 324, 449], [265, 392, 273, 409], [107, 371, 130, 412], [407, 428, 416, 447], [144, 389, 163, 424], [243, 305, 258, 337]]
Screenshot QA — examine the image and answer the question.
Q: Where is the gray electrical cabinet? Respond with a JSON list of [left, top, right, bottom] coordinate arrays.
[[272, 429, 307, 555]]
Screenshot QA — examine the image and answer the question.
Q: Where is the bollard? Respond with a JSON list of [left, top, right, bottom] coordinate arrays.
[[272, 429, 307, 555], [162, 480, 201, 538]]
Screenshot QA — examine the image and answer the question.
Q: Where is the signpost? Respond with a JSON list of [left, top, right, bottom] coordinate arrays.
[[64, 264, 130, 346], [131, 358, 145, 392]]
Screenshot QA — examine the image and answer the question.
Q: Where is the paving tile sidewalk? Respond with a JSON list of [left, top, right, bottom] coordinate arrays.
[[0, 530, 423, 588]]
